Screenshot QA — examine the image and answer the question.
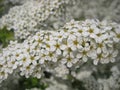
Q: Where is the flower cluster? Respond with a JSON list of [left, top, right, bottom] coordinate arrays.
[[0, 0, 68, 39], [66, 0, 120, 22], [0, 19, 120, 83], [98, 66, 120, 90]]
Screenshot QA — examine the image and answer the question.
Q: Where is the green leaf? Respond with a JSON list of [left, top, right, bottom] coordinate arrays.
[[0, 27, 14, 47]]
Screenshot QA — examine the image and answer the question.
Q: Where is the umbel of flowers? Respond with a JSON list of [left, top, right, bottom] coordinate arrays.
[[0, 19, 120, 83]]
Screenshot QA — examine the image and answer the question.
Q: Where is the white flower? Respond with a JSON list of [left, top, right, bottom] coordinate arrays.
[[67, 30, 77, 39], [53, 31, 64, 42], [61, 54, 78, 67], [75, 27, 87, 37], [96, 42, 107, 54], [50, 41, 62, 55], [13, 50, 22, 60], [19, 53, 31, 66], [46, 52, 57, 62], [113, 28, 120, 42], [43, 34, 55, 51], [76, 48, 89, 62], [105, 50, 118, 63], [39, 49, 49, 64], [87, 26, 100, 38], [92, 53, 107, 65], [32, 65, 42, 79], [29, 55, 40, 65], [62, 47, 74, 57], [67, 36, 82, 51], [0, 71, 8, 80], [65, 19, 76, 29], [94, 32, 109, 43], [7, 57, 18, 70], [20, 65, 34, 78], [87, 41, 96, 54]]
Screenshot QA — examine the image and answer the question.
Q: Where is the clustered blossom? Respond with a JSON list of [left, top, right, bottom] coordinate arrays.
[[45, 77, 69, 90], [0, 19, 120, 83], [66, 0, 120, 22], [98, 66, 120, 90], [0, 0, 68, 39]]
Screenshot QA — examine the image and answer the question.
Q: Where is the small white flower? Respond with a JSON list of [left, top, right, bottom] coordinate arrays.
[[19, 53, 31, 66], [12, 49, 22, 58], [87, 27, 100, 38], [32, 65, 42, 79], [76, 48, 89, 62], [0, 71, 8, 80], [76, 27, 87, 37], [94, 32, 109, 43], [39, 49, 49, 64], [29, 55, 40, 65], [67, 36, 82, 51], [46, 52, 57, 62], [50, 41, 62, 55], [96, 42, 107, 54], [7, 57, 18, 70], [105, 50, 118, 63], [92, 53, 107, 65], [61, 54, 78, 67], [113, 28, 120, 42], [20, 65, 34, 78]]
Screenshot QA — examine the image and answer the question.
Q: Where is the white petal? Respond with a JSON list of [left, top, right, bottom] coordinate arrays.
[[61, 59, 67, 64], [63, 51, 68, 56], [39, 59, 44, 64], [56, 49, 61, 55], [71, 46, 76, 51], [97, 48, 101, 54], [83, 56, 88, 62], [50, 46, 56, 51], [76, 54, 82, 59], [67, 62, 72, 67], [72, 59, 78, 64], [113, 50, 118, 57], [60, 45, 67, 50], [52, 58, 57, 62], [93, 59, 98, 65]]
